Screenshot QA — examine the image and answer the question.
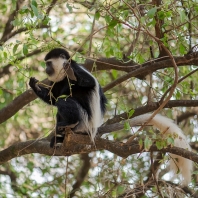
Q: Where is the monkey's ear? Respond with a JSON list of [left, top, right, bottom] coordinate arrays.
[[60, 54, 66, 59]]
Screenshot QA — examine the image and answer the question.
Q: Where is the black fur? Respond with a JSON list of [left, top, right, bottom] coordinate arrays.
[[29, 48, 107, 148]]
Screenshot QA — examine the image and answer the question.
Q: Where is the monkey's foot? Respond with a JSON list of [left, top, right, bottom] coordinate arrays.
[[50, 122, 79, 148], [50, 135, 64, 148], [57, 122, 79, 133]]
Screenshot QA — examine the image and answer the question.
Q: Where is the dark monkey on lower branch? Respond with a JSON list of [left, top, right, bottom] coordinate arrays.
[[29, 48, 107, 148], [29, 48, 192, 185]]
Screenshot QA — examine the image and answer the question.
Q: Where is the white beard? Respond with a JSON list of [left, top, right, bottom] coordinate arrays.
[[47, 58, 67, 82]]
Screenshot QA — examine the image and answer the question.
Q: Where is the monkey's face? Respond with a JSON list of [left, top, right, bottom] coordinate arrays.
[[45, 56, 66, 82]]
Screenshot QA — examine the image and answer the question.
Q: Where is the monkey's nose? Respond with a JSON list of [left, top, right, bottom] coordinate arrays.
[[45, 61, 54, 75]]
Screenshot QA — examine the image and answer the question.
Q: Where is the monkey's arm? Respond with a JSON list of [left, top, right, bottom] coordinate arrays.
[[71, 64, 96, 88], [29, 77, 55, 105]]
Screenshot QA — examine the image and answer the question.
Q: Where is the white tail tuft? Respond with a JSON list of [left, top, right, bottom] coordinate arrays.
[[131, 113, 193, 185]]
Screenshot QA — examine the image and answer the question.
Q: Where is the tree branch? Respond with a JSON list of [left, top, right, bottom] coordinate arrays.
[[0, 131, 197, 165], [152, 0, 167, 57], [106, 100, 198, 125], [0, 49, 42, 78], [0, 165, 30, 197], [84, 52, 198, 74], [0, 0, 23, 44], [1, 53, 198, 124], [69, 153, 91, 197], [118, 180, 198, 198], [0, 25, 49, 44], [0, 79, 49, 124], [0, 0, 56, 44]]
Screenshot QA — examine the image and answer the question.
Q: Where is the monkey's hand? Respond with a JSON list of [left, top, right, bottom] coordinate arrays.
[[29, 77, 41, 91]]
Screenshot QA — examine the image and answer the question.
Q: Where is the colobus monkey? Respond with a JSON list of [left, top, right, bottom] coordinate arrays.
[[130, 113, 192, 185], [29, 48, 107, 148], [29, 48, 192, 184]]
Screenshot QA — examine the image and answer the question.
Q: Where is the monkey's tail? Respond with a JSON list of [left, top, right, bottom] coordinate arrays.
[[131, 113, 193, 185]]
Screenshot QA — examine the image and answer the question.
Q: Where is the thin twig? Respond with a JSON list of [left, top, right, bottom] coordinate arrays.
[[65, 156, 69, 198]]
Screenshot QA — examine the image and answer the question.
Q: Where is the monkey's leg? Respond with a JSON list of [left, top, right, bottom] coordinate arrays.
[[50, 98, 82, 148]]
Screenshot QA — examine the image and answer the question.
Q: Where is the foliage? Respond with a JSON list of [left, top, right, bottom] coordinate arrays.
[[0, 0, 198, 197]]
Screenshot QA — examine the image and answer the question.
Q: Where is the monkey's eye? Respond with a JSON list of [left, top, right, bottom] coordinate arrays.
[[60, 54, 66, 59], [46, 61, 52, 67]]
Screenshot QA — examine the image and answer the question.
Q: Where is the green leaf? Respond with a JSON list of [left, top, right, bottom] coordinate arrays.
[[13, 44, 19, 54], [27, 161, 34, 171], [179, 43, 186, 54], [40, 61, 46, 68], [3, 51, 7, 58], [112, 69, 118, 79], [179, 10, 186, 22], [176, 90, 181, 98], [156, 140, 163, 150], [144, 136, 152, 151], [147, 7, 157, 18], [124, 121, 131, 130], [139, 139, 143, 149], [66, 3, 73, 12], [122, 10, 129, 19], [195, 6, 198, 12], [117, 186, 125, 194], [137, 54, 145, 64], [19, 6, 29, 14], [15, 0, 20, 6], [140, 16, 145, 24], [31, 4, 38, 16], [105, 15, 111, 23], [31, 0, 37, 7], [109, 19, 118, 28], [166, 11, 172, 18], [43, 16, 50, 25], [192, 170, 198, 175], [57, 95, 68, 101], [12, 19, 20, 27], [157, 10, 165, 20], [128, 109, 135, 118], [147, 19, 156, 27], [95, 12, 100, 20], [23, 44, 28, 55], [167, 137, 174, 146]]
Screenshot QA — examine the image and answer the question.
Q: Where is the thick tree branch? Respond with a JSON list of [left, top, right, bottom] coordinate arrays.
[[0, 89, 36, 124], [106, 100, 198, 125], [0, 133, 197, 165], [84, 52, 198, 76], [103, 53, 198, 91]]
